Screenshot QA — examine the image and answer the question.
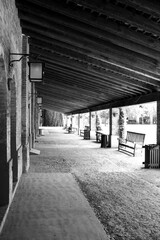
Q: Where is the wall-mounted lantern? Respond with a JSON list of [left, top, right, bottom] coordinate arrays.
[[37, 97, 43, 104], [37, 97, 43, 109], [28, 62, 44, 82], [9, 53, 45, 83]]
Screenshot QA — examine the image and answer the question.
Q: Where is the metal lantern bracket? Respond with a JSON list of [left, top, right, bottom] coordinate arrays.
[[9, 53, 31, 67], [9, 53, 42, 66]]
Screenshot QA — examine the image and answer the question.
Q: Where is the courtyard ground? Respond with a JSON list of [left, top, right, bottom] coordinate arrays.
[[1, 127, 160, 240], [32, 127, 160, 240]]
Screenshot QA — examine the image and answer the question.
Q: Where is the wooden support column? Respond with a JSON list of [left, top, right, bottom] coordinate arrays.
[[89, 112, 91, 130], [64, 114, 67, 129], [78, 114, 80, 135], [70, 115, 73, 126], [109, 108, 112, 147], [95, 111, 100, 130], [157, 100, 160, 144], [65, 115, 69, 128], [31, 83, 36, 149]]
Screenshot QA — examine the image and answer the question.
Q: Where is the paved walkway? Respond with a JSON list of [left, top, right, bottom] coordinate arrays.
[[0, 129, 108, 240]]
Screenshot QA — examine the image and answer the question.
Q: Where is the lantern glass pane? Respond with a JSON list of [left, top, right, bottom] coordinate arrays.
[[37, 97, 42, 104], [30, 63, 43, 79]]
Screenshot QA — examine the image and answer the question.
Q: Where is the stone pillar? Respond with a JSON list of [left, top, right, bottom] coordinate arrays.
[[157, 100, 160, 144], [21, 35, 30, 173]]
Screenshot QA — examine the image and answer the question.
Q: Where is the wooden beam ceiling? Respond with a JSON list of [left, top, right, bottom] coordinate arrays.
[[15, 0, 160, 114]]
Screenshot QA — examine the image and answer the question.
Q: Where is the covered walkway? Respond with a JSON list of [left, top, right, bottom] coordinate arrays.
[[2, 1, 160, 239], [0, 128, 108, 240], [1, 127, 160, 240]]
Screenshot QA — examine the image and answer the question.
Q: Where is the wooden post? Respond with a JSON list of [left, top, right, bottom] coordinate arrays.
[[78, 114, 80, 135], [109, 108, 112, 147], [89, 112, 91, 130], [95, 111, 101, 130], [70, 115, 73, 127]]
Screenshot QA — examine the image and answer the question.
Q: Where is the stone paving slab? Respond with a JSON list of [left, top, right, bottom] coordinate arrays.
[[0, 173, 109, 240]]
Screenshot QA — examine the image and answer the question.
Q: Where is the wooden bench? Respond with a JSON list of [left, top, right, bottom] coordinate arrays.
[[118, 131, 145, 156]]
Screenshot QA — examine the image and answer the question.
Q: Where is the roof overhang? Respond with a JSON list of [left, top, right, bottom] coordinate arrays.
[[16, 0, 160, 114]]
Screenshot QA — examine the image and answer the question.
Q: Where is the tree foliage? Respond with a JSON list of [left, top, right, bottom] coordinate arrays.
[[126, 102, 156, 124], [43, 110, 64, 126]]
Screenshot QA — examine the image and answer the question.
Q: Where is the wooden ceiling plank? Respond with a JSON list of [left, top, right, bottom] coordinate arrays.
[[44, 60, 146, 94], [27, 33, 160, 86], [44, 71, 131, 98], [16, 0, 160, 52], [43, 74, 113, 100], [67, 0, 160, 37], [41, 61, 157, 98], [44, 83, 110, 102], [21, 20, 160, 77], [44, 73, 137, 98], [45, 59, 155, 92], [45, 68, 149, 96], [18, 7, 160, 60], [117, 0, 160, 17], [39, 82, 106, 103], [37, 87, 95, 107], [30, 46, 160, 87]]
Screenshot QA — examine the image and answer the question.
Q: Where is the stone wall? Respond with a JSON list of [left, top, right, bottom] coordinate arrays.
[[0, 0, 22, 206]]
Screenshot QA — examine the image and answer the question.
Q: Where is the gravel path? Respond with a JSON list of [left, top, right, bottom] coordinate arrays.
[[11, 128, 160, 240]]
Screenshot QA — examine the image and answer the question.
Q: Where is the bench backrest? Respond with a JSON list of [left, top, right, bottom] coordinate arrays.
[[126, 131, 145, 145]]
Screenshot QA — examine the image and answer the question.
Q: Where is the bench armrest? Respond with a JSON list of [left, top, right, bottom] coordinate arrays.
[[127, 140, 136, 145]]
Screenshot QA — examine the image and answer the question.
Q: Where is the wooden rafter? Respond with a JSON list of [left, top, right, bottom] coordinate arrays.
[[15, 0, 160, 113]]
